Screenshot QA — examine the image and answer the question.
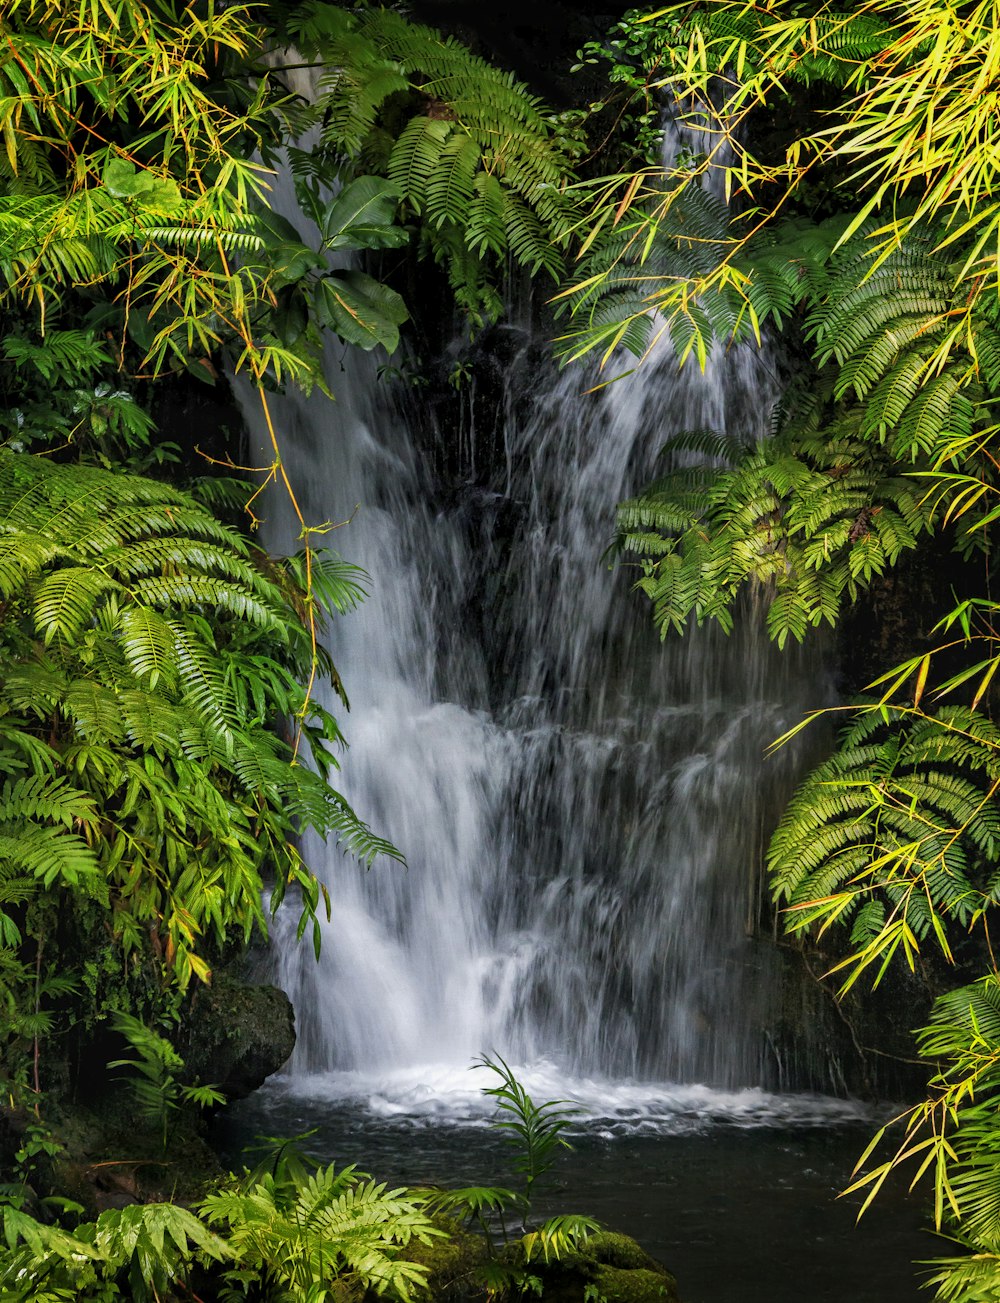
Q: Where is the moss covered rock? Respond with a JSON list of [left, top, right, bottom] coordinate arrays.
[[181, 974, 295, 1100], [583, 1232, 666, 1274], [522, 1231, 680, 1303], [401, 1214, 491, 1300], [590, 1262, 680, 1303], [396, 1221, 679, 1303]]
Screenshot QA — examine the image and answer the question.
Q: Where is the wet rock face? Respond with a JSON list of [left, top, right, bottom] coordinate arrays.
[[182, 976, 296, 1100]]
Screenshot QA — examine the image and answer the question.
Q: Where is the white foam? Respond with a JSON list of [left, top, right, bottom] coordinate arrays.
[[261, 1060, 873, 1136]]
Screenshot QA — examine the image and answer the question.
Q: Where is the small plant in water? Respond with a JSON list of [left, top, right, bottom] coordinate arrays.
[[474, 1052, 579, 1224], [420, 1053, 598, 1289]]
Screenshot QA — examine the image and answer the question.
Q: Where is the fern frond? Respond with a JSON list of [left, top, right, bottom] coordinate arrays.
[[770, 704, 1000, 986]]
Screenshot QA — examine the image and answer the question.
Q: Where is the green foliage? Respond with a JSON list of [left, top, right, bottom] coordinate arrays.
[[520, 1213, 602, 1266], [556, 180, 741, 365], [561, 0, 1000, 356], [0, 1148, 443, 1302], [475, 1054, 579, 1219], [0, 449, 400, 1098], [0, 0, 276, 377], [0, 1070, 603, 1301], [769, 703, 1000, 990], [0, 1119, 68, 1215], [247, 176, 412, 374], [107, 1013, 224, 1151], [418, 1058, 599, 1294], [616, 416, 931, 647], [202, 1149, 441, 1303], [611, 210, 1000, 645], [280, 2, 586, 322], [557, 3, 1000, 683], [0, 329, 160, 465], [839, 974, 1000, 1299], [0, 1199, 229, 1302], [0, 0, 422, 405]]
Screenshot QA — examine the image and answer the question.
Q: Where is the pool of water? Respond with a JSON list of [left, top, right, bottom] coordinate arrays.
[[214, 1067, 940, 1303]]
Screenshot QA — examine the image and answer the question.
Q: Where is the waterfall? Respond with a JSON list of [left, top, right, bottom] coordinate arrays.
[[239, 147, 834, 1110]]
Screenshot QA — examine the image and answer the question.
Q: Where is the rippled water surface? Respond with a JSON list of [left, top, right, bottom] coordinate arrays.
[[216, 1065, 936, 1303]]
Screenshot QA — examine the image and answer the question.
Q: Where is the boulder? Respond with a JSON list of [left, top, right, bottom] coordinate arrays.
[[182, 975, 295, 1100], [522, 1231, 681, 1303]]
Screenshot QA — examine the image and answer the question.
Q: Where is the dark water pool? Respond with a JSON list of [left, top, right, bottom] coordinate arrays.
[[214, 1078, 940, 1303]]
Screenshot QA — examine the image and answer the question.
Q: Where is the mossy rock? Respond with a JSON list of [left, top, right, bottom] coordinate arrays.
[[181, 974, 296, 1100], [590, 1263, 680, 1303], [399, 1221, 679, 1303], [510, 1230, 681, 1303], [583, 1232, 665, 1274], [398, 1214, 490, 1301]]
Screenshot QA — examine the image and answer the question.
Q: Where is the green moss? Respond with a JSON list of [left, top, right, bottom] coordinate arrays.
[[396, 1220, 682, 1303], [398, 1214, 490, 1300], [583, 1232, 664, 1274], [591, 1263, 680, 1303], [501, 1230, 681, 1303]]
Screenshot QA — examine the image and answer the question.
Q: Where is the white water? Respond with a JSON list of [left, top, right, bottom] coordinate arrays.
[[248, 1060, 870, 1137], [238, 141, 835, 1125], [241, 334, 832, 1112]]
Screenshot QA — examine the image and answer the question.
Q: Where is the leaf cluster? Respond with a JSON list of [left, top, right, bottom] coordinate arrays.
[[202, 1153, 440, 1303], [769, 703, 1000, 990], [0, 1198, 228, 1303], [473, 1054, 579, 1217], [0, 449, 400, 1095], [840, 974, 1000, 1300], [280, 2, 586, 322], [613, 213, 1000, 645]]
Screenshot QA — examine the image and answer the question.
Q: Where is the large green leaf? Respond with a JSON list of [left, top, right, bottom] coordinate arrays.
[[254, 209, 326, 286], [313, 270, 409, 352], [321, 176, 408, 250], [102, 158, 181, 211]]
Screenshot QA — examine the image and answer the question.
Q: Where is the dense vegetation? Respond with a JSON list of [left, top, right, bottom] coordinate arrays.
[[6, 0, 1000, 1299]]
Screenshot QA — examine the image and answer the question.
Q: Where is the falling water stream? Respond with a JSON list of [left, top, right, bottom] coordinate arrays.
[[226, 143, 933, 1301], [247, 304, 829, 1095]]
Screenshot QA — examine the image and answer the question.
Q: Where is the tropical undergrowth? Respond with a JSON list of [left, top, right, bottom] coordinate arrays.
[[0, 1058, 601, 1303]]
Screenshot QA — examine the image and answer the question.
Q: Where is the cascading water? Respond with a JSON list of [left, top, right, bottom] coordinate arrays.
[[239, 129, 846, 1119], [222, 117, 931, 1303]]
